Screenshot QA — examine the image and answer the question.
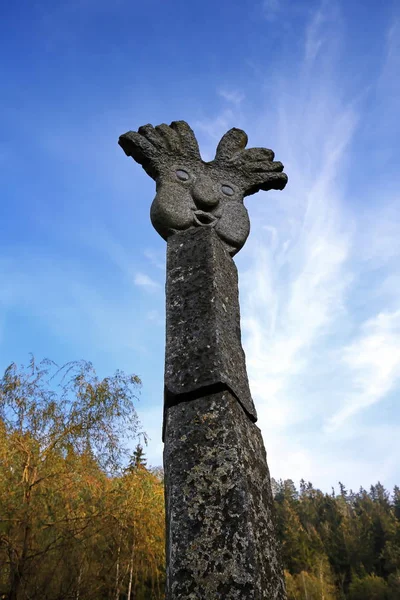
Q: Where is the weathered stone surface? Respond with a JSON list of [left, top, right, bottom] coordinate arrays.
[[164, 226, 256, 422], [164, 390, 286, 600], [119, 120, 287, 255]]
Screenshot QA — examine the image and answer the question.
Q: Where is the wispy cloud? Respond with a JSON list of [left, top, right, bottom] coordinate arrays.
[[380, 19, 400, 101], [328, 310, 400, 430], [194, 109, 236, 150], [304, 1, 328, 62], [144, 249, 165, 271], [195, 1, 400, 490], [134, 272, 160, 290], [218, 89, 245, 106], [240, 2, 355, 430]]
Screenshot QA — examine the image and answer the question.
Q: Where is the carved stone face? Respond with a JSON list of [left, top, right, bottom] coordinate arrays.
[[119, 121, 287, 256], [150, 161, 250, 255]]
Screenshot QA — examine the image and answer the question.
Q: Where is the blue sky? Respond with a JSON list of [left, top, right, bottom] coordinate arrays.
[[1, 0, 399, 492]]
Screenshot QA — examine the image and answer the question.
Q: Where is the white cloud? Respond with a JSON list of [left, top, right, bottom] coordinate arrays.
[[218, 89, 245, 106], [328, 310, 400, 430], [194, 109, 236, 153], [144, 248, 165, 271], [134, 272, 160, 290], [304, 3, 325, 62], [357, 198, 400, 267], [237, 7, 356, 442], [380, 19, 400, 101]]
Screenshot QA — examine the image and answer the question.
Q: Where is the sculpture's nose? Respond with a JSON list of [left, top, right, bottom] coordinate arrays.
[[192, 176, 219, 210]]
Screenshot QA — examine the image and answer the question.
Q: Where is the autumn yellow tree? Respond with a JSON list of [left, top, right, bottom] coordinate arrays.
[[0, 357, 141, 600]]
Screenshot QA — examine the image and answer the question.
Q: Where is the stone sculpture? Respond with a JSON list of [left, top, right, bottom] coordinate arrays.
[[119, 121, 287, 256], [119, 120, 288, 599]]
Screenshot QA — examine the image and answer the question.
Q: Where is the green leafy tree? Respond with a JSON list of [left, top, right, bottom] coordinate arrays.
[[348, 575, 389, 600]]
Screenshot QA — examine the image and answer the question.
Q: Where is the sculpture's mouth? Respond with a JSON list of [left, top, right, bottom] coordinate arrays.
[[193, 210, 218, 227]]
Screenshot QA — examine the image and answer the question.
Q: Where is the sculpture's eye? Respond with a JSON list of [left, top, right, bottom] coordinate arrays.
[[176, 169, 190, 181], [221, 185, 235, 196]]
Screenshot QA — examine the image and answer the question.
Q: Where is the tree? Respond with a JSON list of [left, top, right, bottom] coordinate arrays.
[[393, 486, 400, 521], [348, 575, 389, 600], [275, 479, 400, 599], [285, 559, 338, 600], [0, 356, 141, 600], [108, 467, 165, 600], [126, 443, 148, 472]]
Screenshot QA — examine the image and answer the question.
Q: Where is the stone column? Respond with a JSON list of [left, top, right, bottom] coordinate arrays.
[[118, 119, 288, 599], [164, 391, 285, 599], [163, 227, 286, 599]]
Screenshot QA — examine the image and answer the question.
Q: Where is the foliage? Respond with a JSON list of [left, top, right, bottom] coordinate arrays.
[[273, 478, 400, 600], [348, 575, 389, 600], [0, 358, 164, 600]]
